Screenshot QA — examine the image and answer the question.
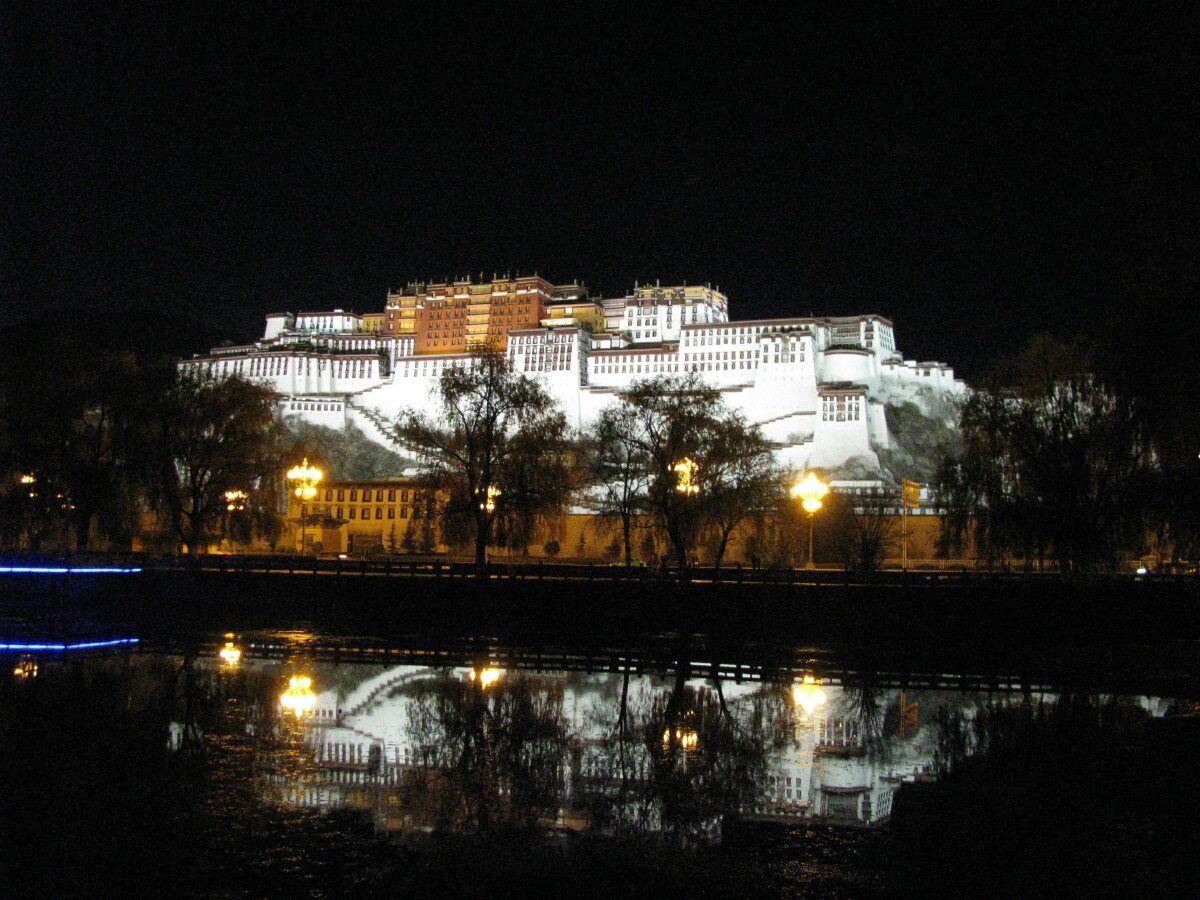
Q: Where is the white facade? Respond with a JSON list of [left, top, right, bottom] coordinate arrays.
[[295, 309, 361, 334], [181, 290, 966, 475], [604, 284, 729, 344]]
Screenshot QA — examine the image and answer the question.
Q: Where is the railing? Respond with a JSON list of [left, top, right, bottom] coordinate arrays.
[[2, 552, 1195, 587]]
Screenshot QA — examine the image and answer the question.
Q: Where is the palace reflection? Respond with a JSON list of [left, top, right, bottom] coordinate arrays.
[[175, 656, 1178, 838], [6, 640, 1191, 897]]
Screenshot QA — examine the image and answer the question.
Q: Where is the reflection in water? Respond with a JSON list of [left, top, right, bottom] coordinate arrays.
[[468, 665, 504, 688], [280, 675, 318, 716], [218, 639, 242, 668], [792, 675, 827, 716], [189, 656, 1174, 836], [2, 636, 1195, 894]]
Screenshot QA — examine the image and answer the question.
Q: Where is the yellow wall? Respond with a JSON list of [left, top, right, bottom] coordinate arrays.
[[542, 302, 606, 332], [286, 480, 438, 554], [286, 484, 963, 566], [509, 511, 960, 567]]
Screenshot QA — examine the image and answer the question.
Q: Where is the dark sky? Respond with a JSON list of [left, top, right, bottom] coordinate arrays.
[[3, 2, 1197, 377]]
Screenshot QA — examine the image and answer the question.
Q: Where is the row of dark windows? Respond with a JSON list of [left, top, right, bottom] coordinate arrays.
[[325, 488, 417, 503], [315, 505, 412, 521]]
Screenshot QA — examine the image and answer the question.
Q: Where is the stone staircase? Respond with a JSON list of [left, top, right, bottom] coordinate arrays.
[[754, 408, 813, 429], [343, 376, 409, 451], [347, 401, 399, 450]]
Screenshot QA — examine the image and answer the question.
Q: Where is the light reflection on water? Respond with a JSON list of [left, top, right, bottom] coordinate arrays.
[[196, 657, 1173, 836], [3, 630, 1198, 895]]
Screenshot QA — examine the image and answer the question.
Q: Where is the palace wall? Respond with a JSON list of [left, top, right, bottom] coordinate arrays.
[[181, 280, 967, 477]]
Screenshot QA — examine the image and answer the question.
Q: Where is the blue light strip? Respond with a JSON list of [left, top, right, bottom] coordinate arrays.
[[0, 566, 142, 574], [0, 637, 140, 651]]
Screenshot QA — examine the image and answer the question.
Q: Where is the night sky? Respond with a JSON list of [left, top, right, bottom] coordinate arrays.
[[3, 2, 1197, 378]]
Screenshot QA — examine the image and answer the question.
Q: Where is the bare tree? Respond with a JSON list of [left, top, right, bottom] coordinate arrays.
[[150, 372, 284, 554], [1, 352, 166, 551], [699, 413, 780, 569], [618, 375, 724, 576], [828, 489, 899, 573], [579, 405, 651, 567], [395, 350, 571, 568], [938, 367, 1156, 574]]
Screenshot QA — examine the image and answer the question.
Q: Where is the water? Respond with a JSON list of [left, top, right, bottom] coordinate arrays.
[[3, 627, 1198, 896]]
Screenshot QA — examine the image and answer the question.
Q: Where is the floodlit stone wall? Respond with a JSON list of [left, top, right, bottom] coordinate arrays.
[[182, 285, 966, 476]]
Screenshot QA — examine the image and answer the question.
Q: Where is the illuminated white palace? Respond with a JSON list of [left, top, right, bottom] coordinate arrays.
[[182, 277, 965, 473]]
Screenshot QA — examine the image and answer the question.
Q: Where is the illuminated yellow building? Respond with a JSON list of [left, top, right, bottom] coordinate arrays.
[[383, 275, 588, 353], [542, 301, 606, 332], [286, 478, 440, 555]]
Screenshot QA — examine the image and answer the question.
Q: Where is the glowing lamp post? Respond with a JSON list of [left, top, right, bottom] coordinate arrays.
[[222, 489, 248, 551], [286, 459, 323, 555], [280, 675, 317, 716], [790, 472, 829, 571], [672, 457, 700, 495], [479, 484, 501, 512]]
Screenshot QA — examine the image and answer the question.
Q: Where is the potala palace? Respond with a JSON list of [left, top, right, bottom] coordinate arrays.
[[182, 275, 965, 473]]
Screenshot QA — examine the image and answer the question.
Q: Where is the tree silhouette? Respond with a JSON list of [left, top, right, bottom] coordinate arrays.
[[149, 372, 284, 554], [937, 335, 1158, 573], [395, 350, 571, 568], [579, 406, 652, 567]]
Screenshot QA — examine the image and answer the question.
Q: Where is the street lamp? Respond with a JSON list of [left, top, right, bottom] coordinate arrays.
[[286, 459, 323, 555], [479, 484, 501, 512], [673, 457, 700, 495], [790, 471, 829, 571], [224, 489, 248, 511]]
